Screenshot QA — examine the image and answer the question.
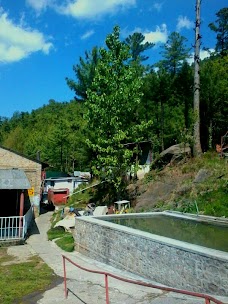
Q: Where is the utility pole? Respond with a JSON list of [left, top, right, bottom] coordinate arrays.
[[193, 0, 202, 157]]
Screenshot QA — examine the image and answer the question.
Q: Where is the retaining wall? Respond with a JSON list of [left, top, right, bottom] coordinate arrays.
[[73, 213, 228, 296]]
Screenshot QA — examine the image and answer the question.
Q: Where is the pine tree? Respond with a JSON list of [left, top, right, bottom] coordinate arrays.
[[66, 47, 100, 101], [158, 32, 191, 75], [209, 7, 228, 56], [125, 32, 154, 62]]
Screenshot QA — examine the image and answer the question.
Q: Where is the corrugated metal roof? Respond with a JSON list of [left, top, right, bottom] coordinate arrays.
[[0, 169, 31, 189]]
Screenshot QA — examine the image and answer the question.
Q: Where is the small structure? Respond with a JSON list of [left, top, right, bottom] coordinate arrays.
[[124, 140, 153, 180], [47, 188, 69, 206], [0, 145, 47, 217], [0, 168, 33, 241], [44, 176, 89, 195]]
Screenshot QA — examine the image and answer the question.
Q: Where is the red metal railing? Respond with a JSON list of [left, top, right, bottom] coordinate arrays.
[[62, 255, 224, 304]]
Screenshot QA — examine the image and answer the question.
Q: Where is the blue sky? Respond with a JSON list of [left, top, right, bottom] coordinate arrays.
[[0, 0, 226, 118]]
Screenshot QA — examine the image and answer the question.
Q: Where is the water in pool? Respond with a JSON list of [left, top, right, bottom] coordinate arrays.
[[104, 214, 228, 252]]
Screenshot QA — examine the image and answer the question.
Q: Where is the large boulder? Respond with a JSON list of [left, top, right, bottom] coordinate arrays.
[[160, 143, 191, 158], [151, 143, 191, 170]]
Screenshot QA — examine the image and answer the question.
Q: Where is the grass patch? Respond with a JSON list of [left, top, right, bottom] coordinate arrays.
[[0, 247, 57, 304], [47, 226, 75, 252], [50, 209, 63, 228], [197, 184, 228, 217], [47, 226, 66, 240], [55, 234, 75, 252]]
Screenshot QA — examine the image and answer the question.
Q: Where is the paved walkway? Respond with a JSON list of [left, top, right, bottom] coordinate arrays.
[[7, 211, 228, 304]]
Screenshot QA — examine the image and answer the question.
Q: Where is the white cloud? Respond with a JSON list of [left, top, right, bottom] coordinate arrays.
[[0, 11, 53, 63], [81, 30, 95, 40], [153, 2, 163, 12], [142, 24, 168, 45], [199, 49, 214, 60], [187, 49, 214, 65], [58, 0, 136, 19], [176, 16, 194, 32], [26, 0, 50, 12], [26, 0, 136, 19]]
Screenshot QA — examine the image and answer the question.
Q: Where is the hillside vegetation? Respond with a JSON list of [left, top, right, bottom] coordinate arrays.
[[66, 152, 228, 218], [134, 152, 228, 217]]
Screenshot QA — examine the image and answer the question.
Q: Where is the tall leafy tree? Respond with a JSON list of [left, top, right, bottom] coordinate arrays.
[[66, 47, 100, 101], [209, 7, 228, 56], [158, 32, 191, 75], [85, 26, 151, 193]]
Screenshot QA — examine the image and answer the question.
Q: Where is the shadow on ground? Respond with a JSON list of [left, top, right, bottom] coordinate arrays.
[[26, 204, 55, 237], [13, 276, 63, 304]]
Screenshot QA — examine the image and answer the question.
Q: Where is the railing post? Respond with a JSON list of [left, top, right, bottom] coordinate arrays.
[[63, 256, 68, 298], [205, 299, 210, 304], [105, 273, 109, 304], [22, 216, 25, 239]]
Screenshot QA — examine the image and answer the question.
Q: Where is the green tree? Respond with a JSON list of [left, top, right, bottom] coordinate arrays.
[[42, 119, 70, 172], [66, 47, 100, 101], [209, 7, 228, 56], [125, 32, 154, 62], [200, 55, 228, 149], [175, 61, 194, 129], [85, 26, 151, 194], [64, 102, 90, 171], [0, 98, 90, 172], [0, 116, 10, 144], [3, 126, 27, 153], [141, 68, 188, 152], [158, 32, 191, 75]]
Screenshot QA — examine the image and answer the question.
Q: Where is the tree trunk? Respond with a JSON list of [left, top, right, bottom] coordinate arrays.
[[160, 99, 165, 151], [193, 0, 202, 157], [209, 120, 213, 149]]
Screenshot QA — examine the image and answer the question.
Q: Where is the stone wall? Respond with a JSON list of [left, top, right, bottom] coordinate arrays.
[[73, 216, 228, 296], [0, 147, 41, 217]]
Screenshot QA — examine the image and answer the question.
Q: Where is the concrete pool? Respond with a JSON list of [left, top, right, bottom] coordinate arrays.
[[73, 211, 228, 296], [102, 212, 228, 252]]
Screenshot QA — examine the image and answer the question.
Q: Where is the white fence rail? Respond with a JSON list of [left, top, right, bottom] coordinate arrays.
[[0, 206, 33, 241]]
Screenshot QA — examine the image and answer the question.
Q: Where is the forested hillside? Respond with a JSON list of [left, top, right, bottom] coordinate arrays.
[[0, 8, 227, 199]]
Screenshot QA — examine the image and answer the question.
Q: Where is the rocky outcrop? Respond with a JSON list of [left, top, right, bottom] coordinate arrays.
[[132, 165, 213, 212]]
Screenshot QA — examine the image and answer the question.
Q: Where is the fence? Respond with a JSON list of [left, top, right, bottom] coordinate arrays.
[[0, 206, 33, 241], [62, 255, 224, 304]]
